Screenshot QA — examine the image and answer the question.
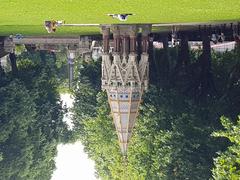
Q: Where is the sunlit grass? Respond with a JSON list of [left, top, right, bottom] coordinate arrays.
[[0, 0, 240, 35]]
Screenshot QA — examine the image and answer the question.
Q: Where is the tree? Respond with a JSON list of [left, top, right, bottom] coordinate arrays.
[[9, 52, 18, 76], [72, 58, 101, 129], [212, 116, 240, 179], [0, 51, 68, 179], [0, 80, 37, 179], [72, 41, 240, 179]]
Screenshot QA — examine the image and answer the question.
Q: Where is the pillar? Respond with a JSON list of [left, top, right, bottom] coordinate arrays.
[[114, 35, 121, 53], [122, 35, 130, 55], [67, 51, 75, 88], [102, 26, 110, 53], [130, 31, 137, 53], [141, 35, 148, 53], [68, 58, 74, 88], [111, 26, 121, 53], [141, 25, 151, 53]]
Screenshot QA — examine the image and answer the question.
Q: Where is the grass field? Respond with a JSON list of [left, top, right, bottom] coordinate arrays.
[[0, 0, 240, 35]]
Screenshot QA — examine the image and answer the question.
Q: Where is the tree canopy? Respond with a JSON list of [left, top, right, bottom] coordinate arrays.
[[0, 38, 239, 179], [212, 116, 240, 179], [72, 43, 240, 179], [0, 51, 68, 179]]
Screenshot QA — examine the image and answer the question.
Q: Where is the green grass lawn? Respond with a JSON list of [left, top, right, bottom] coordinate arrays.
[[0, 0, 240, 35]]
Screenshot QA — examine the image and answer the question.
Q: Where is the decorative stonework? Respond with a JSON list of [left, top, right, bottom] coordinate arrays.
[[101, 24, 151, 154]]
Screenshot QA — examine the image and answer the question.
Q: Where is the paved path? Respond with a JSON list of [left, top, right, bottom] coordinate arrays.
[[60, 20, 239, 27]]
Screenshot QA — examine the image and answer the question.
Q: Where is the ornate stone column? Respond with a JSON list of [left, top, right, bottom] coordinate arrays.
[[141, 35, 148, 53], [129, 27, 137, 53], [101, 24, 151, 155], [122, 35, 130, 56], [101, 26, 110, 53], [141, 25, 151, 53], [130, 35, 136, 53], [67, 50, 75, 88], [112, 26, 121, 53]]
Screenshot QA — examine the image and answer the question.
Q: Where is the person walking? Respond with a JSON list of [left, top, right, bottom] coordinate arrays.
[[44, 20, 64, 33], [107, 14, 134, 22]]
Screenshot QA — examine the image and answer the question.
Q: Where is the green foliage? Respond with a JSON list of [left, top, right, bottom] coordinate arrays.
[[125, 87, 222, 180], [212, 116, 240, 179], [71, 58, 101, 142], [72, 45, 240, 179], [55, 51, 69, 88], [72, 58, 101, 117], [15, 44, 26, 55], [0, 51, 68, 179], [0, 80, 36, 179]]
